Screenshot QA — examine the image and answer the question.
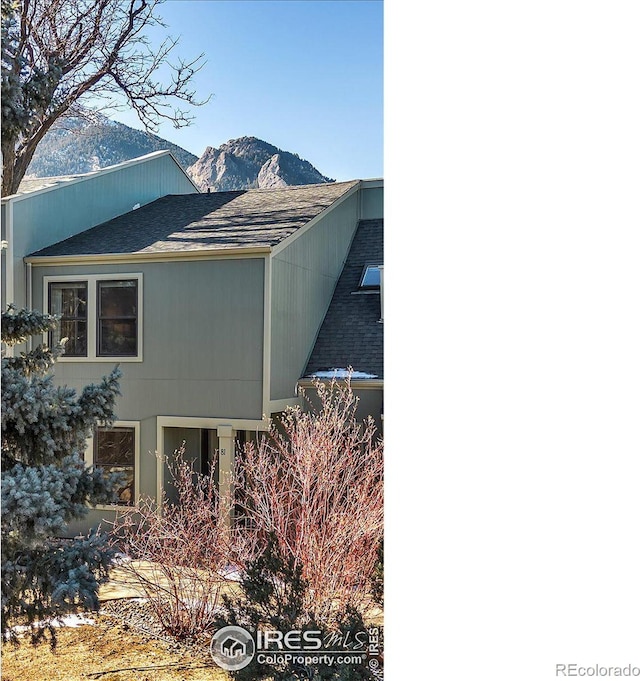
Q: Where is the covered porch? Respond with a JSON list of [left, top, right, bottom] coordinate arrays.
[[156, 416, 269, 526]]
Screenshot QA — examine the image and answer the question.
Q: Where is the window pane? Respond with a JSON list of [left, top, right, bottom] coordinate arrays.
[[361, 266, 381, 288], [49, 282, 87, 318], [62, 287, 87, 317], [48, 282, 88, 356], [97, 280, 138, 356], [99, 319, 137, 356], [101, 465, 134, 506], [59, 320, 87, 356], [94, 427, 135, 506], [95, 427, 135, 466], [98, 281, 137, 317]]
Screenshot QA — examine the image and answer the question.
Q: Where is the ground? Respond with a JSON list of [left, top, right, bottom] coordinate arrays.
[[1, 561, 383, 681], [1, 612, 230, 681], [1, 562, 231, 681]]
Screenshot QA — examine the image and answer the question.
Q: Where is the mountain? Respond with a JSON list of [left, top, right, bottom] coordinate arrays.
[[24, 115, 198, 178], [24, 117, 335, 193], [187, 136, 334, 191]]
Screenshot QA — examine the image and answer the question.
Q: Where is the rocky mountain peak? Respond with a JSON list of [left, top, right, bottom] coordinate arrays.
[[22, 118, 335, 194], [187, 137, 334, 192]]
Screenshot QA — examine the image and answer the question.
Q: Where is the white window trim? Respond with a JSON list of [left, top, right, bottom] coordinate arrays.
[[43, 273, 143, 362], [85, 420, 141, 511]]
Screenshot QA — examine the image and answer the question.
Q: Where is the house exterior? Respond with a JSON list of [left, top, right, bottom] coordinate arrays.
[[8, 163, 383, 535], [299, 209, 383, 433], [1, 150, 199, 321]]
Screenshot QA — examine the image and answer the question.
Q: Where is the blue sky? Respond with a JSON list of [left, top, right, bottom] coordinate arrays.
[[108, 0, 383, 182]]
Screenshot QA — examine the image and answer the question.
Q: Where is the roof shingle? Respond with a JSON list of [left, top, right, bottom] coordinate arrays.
[[28, 180, 358, 258], [303, 219, 383, 380]]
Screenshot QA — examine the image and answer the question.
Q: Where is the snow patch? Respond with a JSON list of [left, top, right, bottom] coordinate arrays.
[[220, 565, 243, 582], [110, 552, 132, 565], [311, 369, 378, 379], [51, 613, 96, 628], [9, 613, 95, 635]]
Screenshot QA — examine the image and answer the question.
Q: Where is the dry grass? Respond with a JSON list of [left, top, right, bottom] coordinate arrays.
[[1, 612, 231, 681], [1, 561, 383, 681], [98, 560, 244, 601]]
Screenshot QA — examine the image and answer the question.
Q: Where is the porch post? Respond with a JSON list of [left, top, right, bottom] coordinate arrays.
[[217, 424, 235, 529]]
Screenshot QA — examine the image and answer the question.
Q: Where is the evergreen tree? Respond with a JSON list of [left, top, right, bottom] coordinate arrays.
[[1, 306, 122, 645], [214, 534, 374, 681]]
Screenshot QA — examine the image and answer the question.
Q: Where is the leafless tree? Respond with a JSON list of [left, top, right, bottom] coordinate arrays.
[[112, 379, 383, 637], [1, 0, 207, 195], [237, 377, 384, 622], [111, 445, 250, 640]]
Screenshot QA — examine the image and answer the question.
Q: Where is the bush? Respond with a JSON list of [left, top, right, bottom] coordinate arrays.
[[112, 443, 248, 640], [214, 534, 376, 681], [235, 377, 384, 623], [370, 540, 383, 608]]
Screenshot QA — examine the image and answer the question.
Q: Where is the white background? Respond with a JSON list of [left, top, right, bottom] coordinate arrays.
[[384, 2, 640, 679]]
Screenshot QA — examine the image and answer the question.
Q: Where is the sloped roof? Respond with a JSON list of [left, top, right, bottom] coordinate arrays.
[[303, 218, 383, 381], [16, 175, 83, 195], [28, 180, 358, 258]]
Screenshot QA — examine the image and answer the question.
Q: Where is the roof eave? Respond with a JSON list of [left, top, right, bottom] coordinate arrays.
[[24, 245, 272, 265]]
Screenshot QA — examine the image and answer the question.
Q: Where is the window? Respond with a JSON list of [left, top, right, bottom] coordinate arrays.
[[97, 280, 138, 356], [44, 274, 142, 361], [92, 425, 137, 506], [359, 264, 382, 290], [48, 282, 88, 356]]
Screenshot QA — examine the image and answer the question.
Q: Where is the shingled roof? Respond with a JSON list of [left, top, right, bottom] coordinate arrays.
[[17, 175, 83, 195], [303, 218, 383, 381], [28, 180, 358, 258]]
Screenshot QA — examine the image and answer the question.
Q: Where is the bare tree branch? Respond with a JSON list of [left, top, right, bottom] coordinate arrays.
[[1, 0, 208, 195]]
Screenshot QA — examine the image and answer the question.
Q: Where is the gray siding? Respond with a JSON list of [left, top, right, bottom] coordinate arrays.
[[361, 186, 383, 220], [32, 257, 265, 421], [301, 385, 383, 436], [35, 255, 265, 537], [353, 387, 384, 435], [9, 154, 196, 309], [270, 191, 360, 400]]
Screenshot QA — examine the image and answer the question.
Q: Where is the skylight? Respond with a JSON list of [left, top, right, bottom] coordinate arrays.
[[359, 264, 382, 289]]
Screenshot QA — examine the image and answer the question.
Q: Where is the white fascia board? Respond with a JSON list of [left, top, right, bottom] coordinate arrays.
[[24, 246, 271, 266], [157, 415, 270, 431], [165, 150, 201, 192]]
